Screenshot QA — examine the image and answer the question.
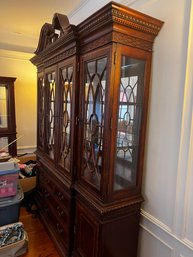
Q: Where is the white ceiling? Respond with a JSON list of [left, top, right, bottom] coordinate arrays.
[[0, 0, 84, 53]]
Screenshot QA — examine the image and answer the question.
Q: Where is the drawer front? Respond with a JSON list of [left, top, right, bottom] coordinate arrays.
[[36, 161, 74, 256], [42, 200, 68, 248], [39, 167, 70, 211], [40, 182, 69, 228]]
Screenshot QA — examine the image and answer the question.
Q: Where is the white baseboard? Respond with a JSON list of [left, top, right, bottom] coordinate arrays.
[[17, 145, 36, 155], [139, 209, 193, 257]]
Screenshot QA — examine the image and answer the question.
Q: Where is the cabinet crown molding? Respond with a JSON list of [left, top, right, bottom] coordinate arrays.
[[78, 1, 164, 37], [34, 13, 77, 56]]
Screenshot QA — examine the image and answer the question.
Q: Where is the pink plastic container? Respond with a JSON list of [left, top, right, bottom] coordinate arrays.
[[0, 172, 19, 198]]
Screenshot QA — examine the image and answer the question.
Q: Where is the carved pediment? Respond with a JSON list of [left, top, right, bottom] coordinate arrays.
[[35, 13, 75, 54]]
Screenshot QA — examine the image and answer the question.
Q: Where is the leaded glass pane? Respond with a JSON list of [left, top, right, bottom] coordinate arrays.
[[59, 66, 73, 172], [82, 57, 107, 189], [114, 56, 145, 191], [46, 72, 56, 159], [38, 77, 45, 149]]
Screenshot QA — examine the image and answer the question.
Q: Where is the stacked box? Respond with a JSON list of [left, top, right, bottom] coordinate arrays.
[[17, 154, 36, 193], [0, 162, 27, 256], [0, 184, 24, 226]]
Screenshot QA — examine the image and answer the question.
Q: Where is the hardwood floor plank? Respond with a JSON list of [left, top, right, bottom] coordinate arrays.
[[19, 207, 60, 257]]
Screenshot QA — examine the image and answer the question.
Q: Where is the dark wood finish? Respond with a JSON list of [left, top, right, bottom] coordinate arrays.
[[31, 2, 163, 257], [0, 76, 17, 156], [74, 198, 141, 257]]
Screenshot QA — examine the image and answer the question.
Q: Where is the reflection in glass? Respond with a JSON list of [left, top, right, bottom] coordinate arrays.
[[59, 66, 73, 172], [114, 56, 145, 191], [46, 72, 56, 159], [82, 57, 107, 189], [0, 85, 8, 128], [38, 77, 45, 149]]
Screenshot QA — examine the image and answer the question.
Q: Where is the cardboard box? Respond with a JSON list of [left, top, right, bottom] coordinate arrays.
[[17, 154, 36, 193], [16, 154, 36, 163], [19, 176, 36, 193]]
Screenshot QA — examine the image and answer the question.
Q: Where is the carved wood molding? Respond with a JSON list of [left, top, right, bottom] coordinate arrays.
[[34, 13, 77, 55], [78, 10, 112, 36], [81, 31, 153, 53], [32, 2, 163, 63], [112, 8, 162, 36], [32, 46, 77, 68], [113, 31, 153, 51], [44, 47, 77, 67], [78, 2, 163, 39], [76, 183, 143, 216], [81, 33, 112, 53]]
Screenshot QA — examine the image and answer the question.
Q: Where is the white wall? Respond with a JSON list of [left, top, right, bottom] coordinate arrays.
[[70, 0, 193, 256], [130, 0, 193, 256], [0, 49, 37, 154]]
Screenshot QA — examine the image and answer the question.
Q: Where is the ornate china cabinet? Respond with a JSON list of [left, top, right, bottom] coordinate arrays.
[[31, 2, 163, 257]]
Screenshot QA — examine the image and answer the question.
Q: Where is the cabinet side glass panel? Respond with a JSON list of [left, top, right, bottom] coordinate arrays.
[[114, 56, 145, 191], [37, 77, 45, 150], [45, 72, 56, 159], [59, 66, 73, 172], [0, 85, 8, 129], [82, 57, 107, 189]]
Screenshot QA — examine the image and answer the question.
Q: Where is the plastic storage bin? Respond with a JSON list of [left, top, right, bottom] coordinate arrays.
[[0, 222, 28, 257], [0, 184, 24, 226], [0, 162, 19, 198], [0, 162, 18, 171]]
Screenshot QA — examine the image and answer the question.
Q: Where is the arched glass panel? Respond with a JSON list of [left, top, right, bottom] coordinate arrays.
[[59, 66, 73, 172], [82, 57, 107, 189], [114, 56, 145, 191]]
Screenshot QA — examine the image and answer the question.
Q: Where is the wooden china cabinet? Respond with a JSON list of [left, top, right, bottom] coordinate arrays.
[[31, 2, 163, 257], [0, 76, 17, 156]]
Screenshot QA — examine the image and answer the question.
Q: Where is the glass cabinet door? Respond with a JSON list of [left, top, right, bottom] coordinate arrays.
[[0, 85, 8, 129], [57, 63, 74, 173], [113, 53, 146, 192], [81, 54, 108, 190], [0, 85, 9, 153], [37, 75, 45, 151], [45, 69, 56, 160], [0, 77, 17, 156]]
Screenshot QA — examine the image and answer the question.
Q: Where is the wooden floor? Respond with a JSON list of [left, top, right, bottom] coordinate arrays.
[[19, 207, 60, 257]]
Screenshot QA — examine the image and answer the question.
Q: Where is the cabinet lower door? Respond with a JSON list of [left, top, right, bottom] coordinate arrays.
[[74, 200, 100, 257], [74, 198, 141, 257]]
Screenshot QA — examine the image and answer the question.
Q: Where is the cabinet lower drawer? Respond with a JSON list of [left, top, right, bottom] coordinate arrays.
[[35, 161, 74, 257], [43, 200, 68, 247]]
